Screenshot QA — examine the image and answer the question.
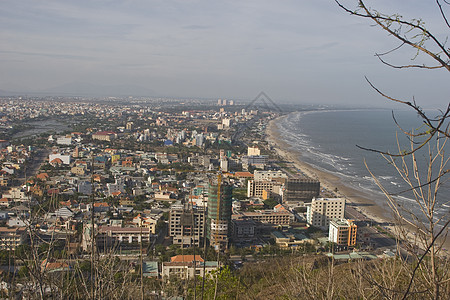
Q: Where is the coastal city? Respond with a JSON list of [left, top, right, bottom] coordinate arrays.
[[2, 0, 449, 298], [0, 96, 402, 298]]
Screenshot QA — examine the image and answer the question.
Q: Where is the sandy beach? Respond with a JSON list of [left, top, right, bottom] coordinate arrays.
[[266, 115, 393, 224], [265, 114, 450, 253]]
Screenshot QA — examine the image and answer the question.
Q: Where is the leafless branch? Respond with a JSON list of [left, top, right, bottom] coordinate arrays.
[[402, 218, 450, 300], [389, 168, 450, 196], [436, 0, 450, 28], [335, 0, 450, 71], [375, 53, 445, 69]]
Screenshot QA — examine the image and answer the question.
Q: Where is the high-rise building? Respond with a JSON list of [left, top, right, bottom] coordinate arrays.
[[306, 198, 346, 229], [247, 179, 284, 199], [207, 180, 233, 251], [283, 178, 320, 204], [169, 205, 206, 247], [329, 219, 357, 247]]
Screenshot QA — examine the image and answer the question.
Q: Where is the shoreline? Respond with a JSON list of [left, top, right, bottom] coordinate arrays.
[[265, 113, 450, 254], [266, 115, 393, 225]]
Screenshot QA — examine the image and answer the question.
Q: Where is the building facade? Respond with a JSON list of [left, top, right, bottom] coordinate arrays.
[[306, 198, 346, 229], [239, 210, 292, 226], [92, 131, 117, 141], [247, 179, 284, 199], [0, 227, 26, 250], [207, 180, 233, 251], [329, 219, 357, 247], [169, 205, 206, 247], [161, 255, 218, 280], [283, 178, 320, 204]]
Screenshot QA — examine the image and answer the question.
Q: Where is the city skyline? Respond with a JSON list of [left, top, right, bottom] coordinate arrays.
[[1, 0, 448, 107]]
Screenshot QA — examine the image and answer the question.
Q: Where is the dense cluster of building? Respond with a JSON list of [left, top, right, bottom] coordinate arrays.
[[0, 96, 377, 286]]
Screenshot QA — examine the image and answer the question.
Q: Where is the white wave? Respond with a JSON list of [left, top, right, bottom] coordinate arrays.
[[394, 195, 417, 204]]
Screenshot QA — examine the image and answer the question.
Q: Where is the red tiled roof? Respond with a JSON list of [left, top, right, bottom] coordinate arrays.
[[36, 173, 49, 180], [50, 158, 63, 164], [234, 171, 254, 178], [170, 255, 204, 263]]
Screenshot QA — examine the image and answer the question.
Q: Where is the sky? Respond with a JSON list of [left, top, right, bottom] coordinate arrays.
[[0, 0, 448, 108]]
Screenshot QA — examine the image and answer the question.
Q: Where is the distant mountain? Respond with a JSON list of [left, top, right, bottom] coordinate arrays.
[[0, 82, 156, 97], [40, 82, 156, 97], [0, 89, 20, 96]]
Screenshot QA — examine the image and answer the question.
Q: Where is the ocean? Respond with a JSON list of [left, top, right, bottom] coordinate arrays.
[[274, 108, 449, 225]]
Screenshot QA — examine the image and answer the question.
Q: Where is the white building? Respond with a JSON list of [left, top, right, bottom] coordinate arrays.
[[222, 118, 231, 128], [3, 187, 27, 202], [107, 182, 125, 196], [247, 146, 261, 156], [55, 207, 74, 219], [242, 155, 268, 169], [162, 255, 218, 280], [306, 198, 346, 229], [329, 219, 357, 247], [220, 159, 229, 172], [56, 136, 72, 145], [247, 179, 284, 199], [253, 170, 287, 181], [48, 153, 71, 165]]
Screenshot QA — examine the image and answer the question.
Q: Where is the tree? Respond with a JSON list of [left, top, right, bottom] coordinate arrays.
[[335, 0, 450, 154], [190, 266, 242, 299], [336, 1, 449, 298]]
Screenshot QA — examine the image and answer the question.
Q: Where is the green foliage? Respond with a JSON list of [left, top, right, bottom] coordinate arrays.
[[18, 265, 29, 278], [232, 188, 247, 200], [190, 266, 242, 299], [263, 198, 279, 209], [155, 217, 166, 232]]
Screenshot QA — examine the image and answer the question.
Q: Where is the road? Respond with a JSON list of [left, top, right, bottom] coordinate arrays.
[[15, 148, 50, 184], [345, 206, 397, 250]]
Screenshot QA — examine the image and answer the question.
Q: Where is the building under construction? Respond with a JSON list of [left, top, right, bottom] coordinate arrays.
[[207, 179, 233, 251], [169, 204, 206, 247], [283, 178, 320, 204]]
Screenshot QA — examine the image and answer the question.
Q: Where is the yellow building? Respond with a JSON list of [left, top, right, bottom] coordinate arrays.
[[329, 219, 357, 247]]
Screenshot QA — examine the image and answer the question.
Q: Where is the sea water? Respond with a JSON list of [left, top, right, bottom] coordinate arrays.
[[274, 108, 449, 225]]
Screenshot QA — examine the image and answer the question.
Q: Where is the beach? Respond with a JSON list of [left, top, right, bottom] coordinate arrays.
[[266, 115, 392, 224], [266, 114, 450, 253]]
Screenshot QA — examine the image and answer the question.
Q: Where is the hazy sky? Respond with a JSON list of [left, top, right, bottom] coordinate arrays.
[[1, 0, 448, 107]]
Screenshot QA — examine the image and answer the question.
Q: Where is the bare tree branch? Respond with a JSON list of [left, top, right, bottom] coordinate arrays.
[[436, 0, 450, 28], [402, 218, 450, 300], [335, 1, 450, 71]]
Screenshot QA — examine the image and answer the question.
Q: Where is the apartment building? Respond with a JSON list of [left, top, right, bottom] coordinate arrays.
[[306, 198, 346, 229], [253, 170, 287, 181], [161, 255, 218, 280], [239, 210, 292, 226], [247, 146, 260, 156], [92, 131, 117, 141], [329, 219, 357, 247], [97, 226, 152, 245], [247, 179, 284, 199], [0, 227, 27, 250], [242, 155, 268, 168], [283, 178, 320, 204], [169, 206, 206, 247], [230, 218, 256, 243]]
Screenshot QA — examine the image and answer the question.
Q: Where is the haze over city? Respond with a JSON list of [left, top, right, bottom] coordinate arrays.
[[1, 0, 448, 107]]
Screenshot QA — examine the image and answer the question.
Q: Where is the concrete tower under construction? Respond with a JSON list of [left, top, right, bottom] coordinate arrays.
[[207, 179, 233, 251]]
